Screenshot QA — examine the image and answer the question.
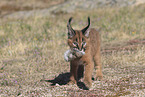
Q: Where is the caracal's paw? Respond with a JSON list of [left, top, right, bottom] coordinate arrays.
[[83, 80, 92, 90], [95, 73, 103, 81]]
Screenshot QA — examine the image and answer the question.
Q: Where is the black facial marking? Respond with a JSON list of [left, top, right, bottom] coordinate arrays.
[[82, 38, 84, 42], [76, 38, 78, 42], [73, 42, 79, 49], [81, 41, 87, 51], [81, 43, 84, 51]]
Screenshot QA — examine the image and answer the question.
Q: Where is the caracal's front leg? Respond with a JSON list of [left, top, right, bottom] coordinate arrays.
[[69, 60, 78, 84], [82, 56, 94, 89]]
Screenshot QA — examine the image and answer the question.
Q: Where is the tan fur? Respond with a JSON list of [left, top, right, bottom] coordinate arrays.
[[67, 18, 103, 89]]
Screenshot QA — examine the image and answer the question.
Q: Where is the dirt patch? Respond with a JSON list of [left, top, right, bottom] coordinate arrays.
[[0, 0, 65, 17], [102, 38, 145, 53]]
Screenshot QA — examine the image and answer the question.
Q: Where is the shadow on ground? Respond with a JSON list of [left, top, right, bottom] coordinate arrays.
[[42, 65, 93, 90], [42, 72, 71, 86], [41, 72, 91, 90]]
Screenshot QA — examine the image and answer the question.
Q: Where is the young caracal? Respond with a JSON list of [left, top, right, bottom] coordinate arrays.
[[67, 17, 103, 89]]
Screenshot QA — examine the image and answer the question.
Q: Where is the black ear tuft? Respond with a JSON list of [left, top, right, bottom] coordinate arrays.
[[67, 17, 75, 38], [88, 17, 90, 25], [81, 17, 91, 37], [68, 17, 73, 24]]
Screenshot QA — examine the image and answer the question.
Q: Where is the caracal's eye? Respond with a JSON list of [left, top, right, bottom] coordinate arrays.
[[73, 42, 78, 47], [82, 42, 86, 47]]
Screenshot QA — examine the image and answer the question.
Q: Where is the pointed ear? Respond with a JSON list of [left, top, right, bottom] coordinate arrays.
[[67, 17, 75, 38], [81, 17, 90, 37]]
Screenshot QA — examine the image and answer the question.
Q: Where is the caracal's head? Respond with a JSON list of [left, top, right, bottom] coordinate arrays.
[[67, 17, 91, 53]]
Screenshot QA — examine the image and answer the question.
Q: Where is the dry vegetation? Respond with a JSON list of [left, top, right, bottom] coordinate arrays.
[[0, 3, 145, 96]]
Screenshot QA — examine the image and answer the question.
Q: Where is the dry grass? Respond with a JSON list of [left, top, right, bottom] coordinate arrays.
[[0, 5, 145, 96]]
